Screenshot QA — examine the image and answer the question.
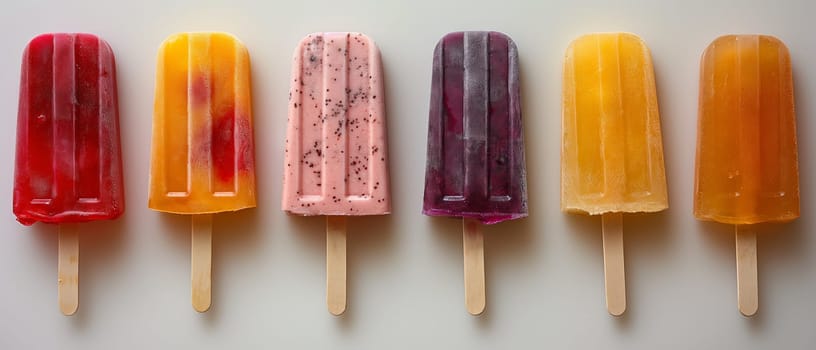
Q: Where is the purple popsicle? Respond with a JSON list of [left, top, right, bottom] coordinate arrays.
[[422, 31, 527, 315], [422, 31, 527, 225]]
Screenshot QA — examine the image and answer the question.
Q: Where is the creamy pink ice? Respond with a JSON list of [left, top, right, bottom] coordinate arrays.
[[282, 32, 390, 216]]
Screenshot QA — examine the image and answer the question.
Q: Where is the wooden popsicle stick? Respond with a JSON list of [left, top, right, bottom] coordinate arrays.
[[58, 223, 79, 316], [191, 214, 213, 313], [463, 218, 485, 316], [327, 216, 347, 316], [602, 213, 626, 316], [735, 225, 758, 316]]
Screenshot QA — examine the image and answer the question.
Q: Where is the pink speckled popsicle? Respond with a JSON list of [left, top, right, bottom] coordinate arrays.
[[282, 32, 390, 216], [282, 32, 390, 315]]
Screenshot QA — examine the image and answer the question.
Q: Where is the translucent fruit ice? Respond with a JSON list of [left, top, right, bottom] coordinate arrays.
[[281, 32, 390, 216], [694, 35, 799, 224], [561, 33, 668, 215], [13, 33, 124, 226], [149, 32, 256, 214], [422, 31, 528, 225]]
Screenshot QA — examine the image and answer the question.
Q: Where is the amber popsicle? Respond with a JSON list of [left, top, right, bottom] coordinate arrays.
[[694, 35, 799, 316]]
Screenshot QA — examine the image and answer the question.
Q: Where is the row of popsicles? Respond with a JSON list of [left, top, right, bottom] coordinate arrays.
[[13, 31, 798, 318]]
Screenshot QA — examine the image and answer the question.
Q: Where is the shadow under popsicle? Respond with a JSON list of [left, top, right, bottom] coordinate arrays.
[[28, 214, 128, 325], [426, 211, 538, 324], [697, 218, 807, 326], [157, 205, 263, 321], [286, 212, 396, 325], [565, 208, 674, 324], [481, 215, 538, 326]]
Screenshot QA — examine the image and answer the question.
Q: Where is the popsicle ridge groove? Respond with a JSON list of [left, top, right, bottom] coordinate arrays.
[[344, 33, 351, 199], [506, 37, 525, 205], [53, 34, 78, 210], [97, 38, 123, 212], [596, 35, 608, 201], [163, 34, 190, 196], [442, 33, 464, 201], [75, 35, 101, 203], [230, 38, 240, 194], [321, 33, 348, 202], [486, 32, 512, 202], [694, 35, 798, 224], [25, 35, 55, 205], [621, 33, 658, 200], [615, 34, 628, 200], [462, 31, 489, 201], [209, 34, 239, 196], [192, 34, 213, 199], [365, 37, 377, 199], [89, 37, 103, 204], [638, 36, 656, 199]]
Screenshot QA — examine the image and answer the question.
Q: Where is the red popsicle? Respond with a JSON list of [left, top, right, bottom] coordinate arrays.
[[13, 33, 124, 315]]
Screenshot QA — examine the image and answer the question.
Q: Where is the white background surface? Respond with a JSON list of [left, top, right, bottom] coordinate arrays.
[[0, 0, 814, 348]]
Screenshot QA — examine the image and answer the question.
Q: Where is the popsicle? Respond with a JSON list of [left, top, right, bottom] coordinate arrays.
[[422, 31, 527, 315], [149, 32, 256, 312], [282, 32, 390, 315], [13, 33, 124, 315], [561, 33, 668, 316], [694, 35, 798, 316]]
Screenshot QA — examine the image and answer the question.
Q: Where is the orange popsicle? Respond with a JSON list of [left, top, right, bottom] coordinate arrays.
[[695, 35, 799, 224], [149, 32, 256, 312], [150, 32, 255, 214], [694, 35, 799, 316], [562, 33, 667, 215]]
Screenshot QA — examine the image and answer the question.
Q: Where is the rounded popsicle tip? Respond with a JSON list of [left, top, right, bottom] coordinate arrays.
[[156, 32, 250, 69], [296, 32, 380, 51], [97, 38, 116, 59], [328, 302, 346, 316], [568, 32, 645, 43], [434, 31, 517, 51], [25, 32, 103, 43], [159, 32, 248, 52], [607, 302, 626, 317], [565, 32, 651, 59], [22, 33, 110, 57], [707, 34, 788, 48], [702, 34, 791, 63], [22, 33, 57, 56], [60, 299, 78, 316], [293, 32, 382, 70], [467, 300, 485, 316], [192, 299, 211, 313], [738, 300, 758, 317], [159, 32, 188, 49]]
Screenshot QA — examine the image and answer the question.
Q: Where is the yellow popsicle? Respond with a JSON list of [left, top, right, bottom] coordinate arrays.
[[561, 32, 668, 316], [561, 33, 668, 215]]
